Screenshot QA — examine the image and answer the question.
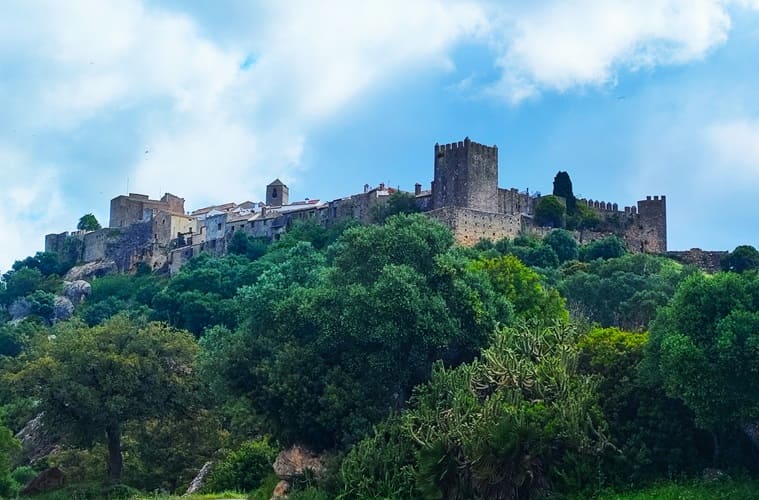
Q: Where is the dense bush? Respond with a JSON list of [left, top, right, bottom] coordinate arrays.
[[205, 438, 279, 493]]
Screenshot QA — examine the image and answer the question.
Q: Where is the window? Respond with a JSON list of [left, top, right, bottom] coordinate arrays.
[[272, 188, 278, 198], [217, 223, 222, 230]]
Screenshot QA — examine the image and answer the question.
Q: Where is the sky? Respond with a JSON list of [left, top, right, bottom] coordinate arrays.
[[1, 0, 759, 272]]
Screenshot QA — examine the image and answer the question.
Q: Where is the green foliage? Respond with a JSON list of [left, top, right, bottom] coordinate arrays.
[[594, 477, 759, 500], [0, 266, 62, 306], [338, 416, 418, 499], [404, 322, 608, 499], [560, 253, 690, 330], [646, 272, 759, 431], [77, 213, 102, 231], [471, 254, 568, 321], [0, 423, 20, 498], [12, 251, 70, 277], [553, 171, 577, 214], [201, 216, 509, 450], [579, 235, 627, 261], [27, 289, 57, 322], [11, 464, 36, 486], [544, 229, 579, 263], [228, 230, 268, 260], [578, 327, 706, 485], [534, 195, 566, 228], [567, 202, 601, 231], [721, 244, 759, 273], [205, 438, 279, 493], [151, 254, 262, 335], [9, 315, 202, 481], [77, 273, 162, 326], [125, 412, 224, 493], [372, 191, 420, 223]]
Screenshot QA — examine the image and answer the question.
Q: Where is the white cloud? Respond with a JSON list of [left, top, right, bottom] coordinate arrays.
[[484, 0, 732, 102], [0, 145, 65, 272]]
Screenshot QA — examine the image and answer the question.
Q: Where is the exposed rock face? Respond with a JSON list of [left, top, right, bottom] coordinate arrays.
[[8, 298, 31, 322], [63, 280, 92, 304], [53, 296, 75, 323], [186, 461, 213, 495], [64, 260, 118, 282], [270, 479, 290, 499], [15, 414, 60, 466], [273, 445, 325, 481], [20, 467, 65, 495]]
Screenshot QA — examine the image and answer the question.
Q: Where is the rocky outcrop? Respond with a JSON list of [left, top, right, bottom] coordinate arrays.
[[20, 467, 65, 495], [8, 298, 31, 322], [270, 479, 290, 499], [53, 296, 74, 323], [15, 414, 60, 466], [63, 280, 92, 304], [186, 461, 213, 495], [273, 445, 325, 481], [64, 260, 117, 281]]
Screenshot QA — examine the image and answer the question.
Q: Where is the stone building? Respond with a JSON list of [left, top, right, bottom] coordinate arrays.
[[420, 137, 667, 252], [45, 137, 670, 276]]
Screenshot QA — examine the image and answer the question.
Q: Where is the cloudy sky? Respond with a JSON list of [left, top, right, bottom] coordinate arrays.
[[1, 0, 758, 271]]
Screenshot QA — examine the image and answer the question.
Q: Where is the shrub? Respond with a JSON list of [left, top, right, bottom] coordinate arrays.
[[205, 438, 279, 493]]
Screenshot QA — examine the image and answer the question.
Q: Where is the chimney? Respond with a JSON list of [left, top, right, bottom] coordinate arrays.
[[261, 206, 267, 217], [364, 183, 369, 193], [415, 183, 422, 196], [379, 182, 385, 191]]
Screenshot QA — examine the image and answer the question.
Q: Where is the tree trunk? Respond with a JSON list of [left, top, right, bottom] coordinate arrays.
[[106, 423, 123, 483], [711, 430, 720, 464]]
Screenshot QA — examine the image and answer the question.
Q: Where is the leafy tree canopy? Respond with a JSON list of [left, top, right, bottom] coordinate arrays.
[[645, 271, 759, 431], [8, 314, 202, 482], [721, 245, 759, 273], [77, 213, 102, 231], [534, 195, 566, 228]]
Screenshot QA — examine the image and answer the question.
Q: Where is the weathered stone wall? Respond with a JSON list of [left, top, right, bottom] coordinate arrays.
[[109, 193, 185, 228], [498, 188, 535, 215], [667, 248, 727, 273], [426, 207, 523, 246], [432, 138, 498, 212]]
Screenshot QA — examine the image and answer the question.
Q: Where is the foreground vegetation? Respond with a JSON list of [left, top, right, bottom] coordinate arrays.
[[1, 210, 758, 498]]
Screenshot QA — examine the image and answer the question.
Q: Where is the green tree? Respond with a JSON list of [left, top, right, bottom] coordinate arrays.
[[553, 171, 577, 214], [372, 191, 420, 223], [77, 213, 102, 231], [10, 315, 201, 482], [534, 195, 566, 228], [645, 272, 759, 458], [471, 254, 568, 321], [202, 217, 509, 450], [405, 322, 607, 499], [721, 245, 759, 273], [544, 229, 579, 263], [0, 424, 20, 497], [579, 236, 627, 261], [206, 438, 279, 493]]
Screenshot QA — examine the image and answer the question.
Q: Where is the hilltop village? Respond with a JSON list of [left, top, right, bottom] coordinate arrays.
[[45, 138, 672, 275]]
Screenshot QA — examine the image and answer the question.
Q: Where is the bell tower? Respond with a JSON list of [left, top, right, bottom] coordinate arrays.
[[266, 179, 289, 206]]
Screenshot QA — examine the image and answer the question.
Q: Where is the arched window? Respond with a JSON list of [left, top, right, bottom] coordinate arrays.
[[272, 188, 278, 199]]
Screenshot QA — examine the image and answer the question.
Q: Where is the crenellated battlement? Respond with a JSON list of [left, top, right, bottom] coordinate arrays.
[[434, 137, 498, 158], [580, 198, 620, 212]]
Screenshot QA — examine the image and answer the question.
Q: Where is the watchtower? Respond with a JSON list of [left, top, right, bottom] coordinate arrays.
[[431, 137, 498, 212], [266, 179, 289, 206]]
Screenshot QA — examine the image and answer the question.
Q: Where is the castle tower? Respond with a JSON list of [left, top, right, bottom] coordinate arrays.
[[634, 195, 667, 253], [431, 137, 498, 212], [266, 179, 289, 206]]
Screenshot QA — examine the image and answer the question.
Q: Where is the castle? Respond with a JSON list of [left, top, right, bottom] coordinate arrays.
[[45, 138, 668, 275]]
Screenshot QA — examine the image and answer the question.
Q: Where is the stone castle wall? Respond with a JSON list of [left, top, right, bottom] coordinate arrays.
[[426, 207, 523, 246]]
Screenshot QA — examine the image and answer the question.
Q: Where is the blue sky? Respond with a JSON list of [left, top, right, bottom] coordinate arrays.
[[1, 0, 759, 272]]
